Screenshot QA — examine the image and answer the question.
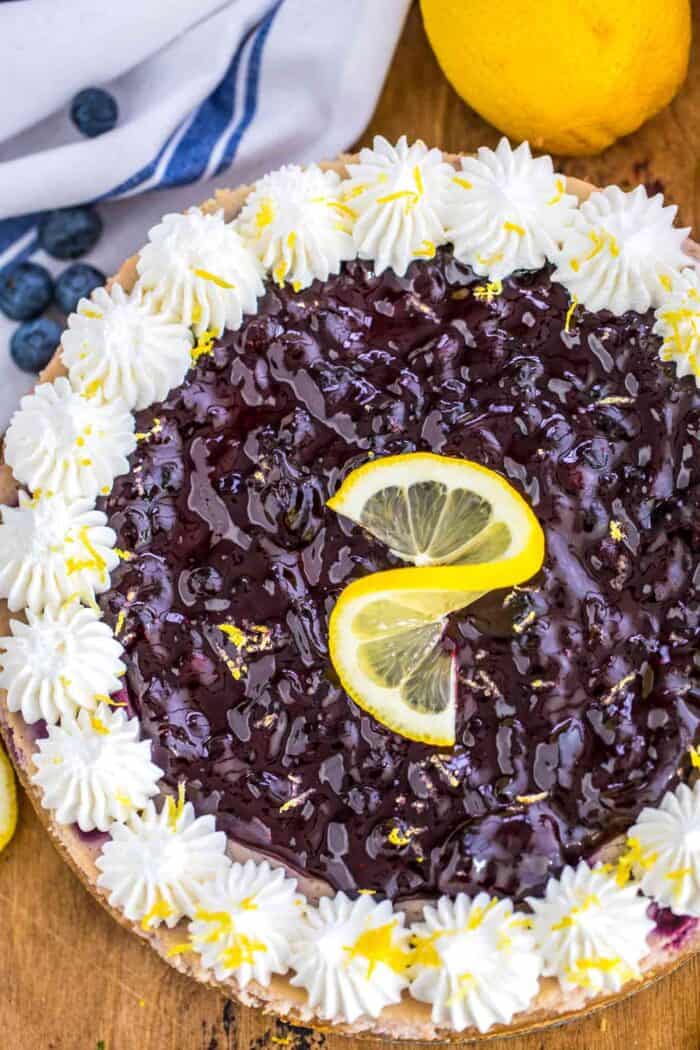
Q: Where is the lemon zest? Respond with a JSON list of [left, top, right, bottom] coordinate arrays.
[[564, 294, 579, 334], [326, 200, 357, 221], [65, 525, 108, 582], [453, 176, 472, 191], [551, 893, 600, 932], [219, 623, 247, 647], [114, 547, 134, 562], [476, 251, 504, 267], [81, 378, 103, 400], [219, 933, 268, 969], [193, 268, 235, 290], [166, 781, 186, 830], [255, 198, 275, 231], [114, 609, 127, 637], [167, 942, 194, 958], [547, 178, 566, 206], [135, 418, 163, 442], [689, 745, 700, 769], [140, 897, 174, 930], [503, 220, 525, 236], [81, 308, 102, 319], [344, 920, 410, 977], [473, 279, 503, 303], [565, 955, 632, 990], [411, 930, 442, 968], [609, 520, 625, 542], [89, 715, 110, 735], [615, 837, 657, 887], [191, 330, 217, 363], [412, 239, 436, 259]]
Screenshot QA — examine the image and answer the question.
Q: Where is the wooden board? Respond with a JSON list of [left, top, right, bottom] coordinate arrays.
[[3, 5, 700, 1048]]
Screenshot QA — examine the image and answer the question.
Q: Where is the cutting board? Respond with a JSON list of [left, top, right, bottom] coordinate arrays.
[[3, 4, 700, 1048]]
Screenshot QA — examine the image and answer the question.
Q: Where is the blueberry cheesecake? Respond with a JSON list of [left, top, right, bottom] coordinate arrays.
[[1, 138, 700, 1039]]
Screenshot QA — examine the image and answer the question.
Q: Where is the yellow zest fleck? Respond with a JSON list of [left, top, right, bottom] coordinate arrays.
[[453, 176, 472, 191], [195, 908, 234, 942], [81, 378, 103, 400], [357, 888, 377, 896], [215, 643, 243, 681], [413, 165, 424, 196], [564, 294, 579, 334], [345, 920, 410, 977], [570, 230, 619, 273], [166, 942, 194, 958], [219, 933, 268, 970], [166, 781, 187, 830], [114, 609, 127, 637], [140, 897, 174, 930], [410, 930, 442, 969], [412, 240, 436, 259], [279, 788, 314, 814], [342, 182, 369, 201], [273, 259, 289, 286], [513, 609, 537, 634], [114, 547, 134, 562], [113, 792, 132, 808], [466, 897, 498, 931], [191, 330, 217, 363], [89, 715, 109, 735], [135, 418, 163, 442], [240, 895, 258, 912], [567, 956, 637, 991], [447, 971, 475, 1006], [76, 436, 85, 448], [97, 692, 127, 708], [473, 279, 503, 303], [688, 745, 700, 769], [191, 301, 203, 326], [515, 791, 548, 805], [65, 525, 108, 582], [609, 520, 626, 542], [551, 893, 600, 932], [286, 231, 297, 249], [327, 200, 357, 221], [615, 837, 657, 887], [82, 308, 102, 320], [475, 251, 504, 267], [666, 867, 692, 884], [219, 623, 247, 647], [255, 198, 275, 231], [503, 221, 525, 236], [193, 268, 235, 290], [547, 178, 566, 206], [292, 280, 302, 293], [387, 826, 419, 848], [59, 674, 72, 689], [659, 273, 673, 293]]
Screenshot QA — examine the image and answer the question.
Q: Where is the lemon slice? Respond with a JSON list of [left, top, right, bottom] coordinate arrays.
[[329, 564, 525, 746], [0, 744, 17, 853], [327, 452, 544, 580]]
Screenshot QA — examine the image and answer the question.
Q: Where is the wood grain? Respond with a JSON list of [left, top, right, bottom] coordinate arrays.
[[3, 4, 700, 1048]]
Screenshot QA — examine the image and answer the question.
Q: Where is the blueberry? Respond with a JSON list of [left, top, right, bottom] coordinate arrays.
[[0, 262, 54, 321], [38, 206, 103, 260], [10, 318, 62, 373], [55, 263, 105, 315], [70, 87, 118, 138]]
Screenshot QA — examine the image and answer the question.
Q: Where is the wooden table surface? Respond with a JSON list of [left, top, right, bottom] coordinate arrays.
[[3, 5, 700, 1049]]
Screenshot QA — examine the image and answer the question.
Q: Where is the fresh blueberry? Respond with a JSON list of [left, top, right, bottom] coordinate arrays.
[[10, 318, 62, 374], [38, 206, 103, 260], [55, 263, 105, 315], [0, 262, 54, 321], [70, 87, 118, 138]]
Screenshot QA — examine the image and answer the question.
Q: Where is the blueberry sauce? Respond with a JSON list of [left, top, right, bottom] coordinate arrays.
[[98, 250, 700, 902]]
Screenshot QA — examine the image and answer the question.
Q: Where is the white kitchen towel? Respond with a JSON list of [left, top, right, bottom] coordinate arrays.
[[0, 0, 410, 426]]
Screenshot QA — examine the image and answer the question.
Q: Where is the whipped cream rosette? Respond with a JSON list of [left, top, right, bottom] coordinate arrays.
[[96, 793, 228, 927], [409, 893, 541, 1034], [0, 491, 117, 613], [189, 860, 304, 988], [290, 893, 410, 1023], [628, 782, 700, 917], [61, 284, 194, 411], [444, 138, 577, 280], [4, 376, 135, 501], [553, 185, 690, 315], [653, 267, 700, 387], [342, 135, 453, 276], [0, 602, 124, 724], [32, 703, 161, 832], [137, 209, 264, 336], [237, 164, 356, 291], [528, 863, 654, 997]]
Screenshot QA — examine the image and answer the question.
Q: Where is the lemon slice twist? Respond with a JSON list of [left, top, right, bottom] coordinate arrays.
[[328, 453, 544, 745]]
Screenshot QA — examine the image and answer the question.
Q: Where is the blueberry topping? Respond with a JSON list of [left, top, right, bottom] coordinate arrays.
[[54, 262, 105, 315], [38, 207, 103, 261], [0, 261, 54, 321], [10, 318, 62, 373], [70, 87, 118, 138], [99, 251, 700, 904]]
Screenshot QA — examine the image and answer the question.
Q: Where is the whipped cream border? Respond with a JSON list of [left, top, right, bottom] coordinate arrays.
[[0, 136, 698, 1035]]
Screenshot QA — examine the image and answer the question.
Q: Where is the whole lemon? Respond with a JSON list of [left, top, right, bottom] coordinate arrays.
[[420, 0, 691, 155]]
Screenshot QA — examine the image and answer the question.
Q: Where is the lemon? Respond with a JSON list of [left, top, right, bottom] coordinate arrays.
[[327, 454, 545, 744], [329, 568, 490, 746], [419, 0, 691, 156], [0, 744, 18, 853], [328, 452, 543, 579]]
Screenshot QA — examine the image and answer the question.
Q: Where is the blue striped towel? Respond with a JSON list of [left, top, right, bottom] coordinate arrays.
[[0, 0, 410, 424]]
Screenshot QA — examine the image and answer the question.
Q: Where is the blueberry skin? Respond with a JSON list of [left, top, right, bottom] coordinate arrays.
[[55, 263, 105, 315], [70, 87, 118, 138], [0, 262, 54, 321], [38, 206, 103, 260], [10, 318, 62, 374]]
